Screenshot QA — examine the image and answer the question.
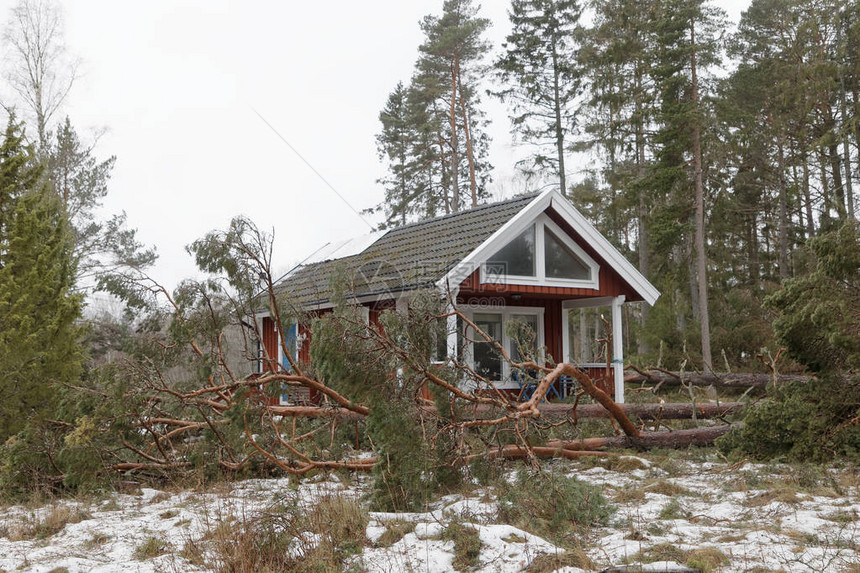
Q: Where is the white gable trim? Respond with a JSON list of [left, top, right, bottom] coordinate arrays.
[[479, 213, 600, 290], [436, 189, 554, 292], [548, 195, 660, 305], [436, 189, 660, 306]]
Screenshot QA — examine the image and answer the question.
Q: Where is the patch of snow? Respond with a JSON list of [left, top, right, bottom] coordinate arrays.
[[3, 455, 860, 572]]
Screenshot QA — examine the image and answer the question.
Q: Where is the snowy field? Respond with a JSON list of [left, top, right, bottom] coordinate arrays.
[[2, 453, 859, 572]]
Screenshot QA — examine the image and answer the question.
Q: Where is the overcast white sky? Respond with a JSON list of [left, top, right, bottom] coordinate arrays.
[[0, 0, 751, 292]]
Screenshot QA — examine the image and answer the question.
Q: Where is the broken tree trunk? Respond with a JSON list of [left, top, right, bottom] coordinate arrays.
[[473, 425, 739, 462], [531, 401, 742, 421], [544, 424, 739, 451], [625, 369, 809, 390], [268, 402, 742, 423]]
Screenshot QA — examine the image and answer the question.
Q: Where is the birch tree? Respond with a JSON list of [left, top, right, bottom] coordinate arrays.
[[2, 0, 77, 150]]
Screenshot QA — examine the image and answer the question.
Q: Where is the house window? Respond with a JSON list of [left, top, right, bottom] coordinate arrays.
[[473, 313, 503, 380], [545, 228, 590, 280], [279, 322, 299, 404], [485, 224, 535, 277], [278, 323, 299, 372], [482, 214, 599, 289], [509, 314, 538, 363], [465, 307, 543, 383]]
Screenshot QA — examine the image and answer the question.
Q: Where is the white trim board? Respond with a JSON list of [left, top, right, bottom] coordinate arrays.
[[437, 189, 660, 306], [478, 213, 600, 290]]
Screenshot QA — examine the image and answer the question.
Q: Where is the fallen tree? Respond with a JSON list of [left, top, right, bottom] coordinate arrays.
[[624, 367, 809, 391], [63, 217, 743, 506], [269, 401, 743, 422], [526, 401, 742, 421], [478, 425, 740, 461]]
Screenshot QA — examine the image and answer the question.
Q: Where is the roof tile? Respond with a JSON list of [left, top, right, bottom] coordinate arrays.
[[278, 194, 536, 305]]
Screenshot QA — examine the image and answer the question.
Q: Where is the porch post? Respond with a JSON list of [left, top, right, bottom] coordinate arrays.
[[446, 287, 460, 361], [611, 295, 626, 403], [561, 303, 570, 363]]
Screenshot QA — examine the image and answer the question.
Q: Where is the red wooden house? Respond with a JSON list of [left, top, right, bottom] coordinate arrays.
[[257, 189, 659, 403]]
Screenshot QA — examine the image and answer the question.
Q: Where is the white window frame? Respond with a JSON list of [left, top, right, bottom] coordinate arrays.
[[461, 304, 545, 388], [480, 213, 600, 290]]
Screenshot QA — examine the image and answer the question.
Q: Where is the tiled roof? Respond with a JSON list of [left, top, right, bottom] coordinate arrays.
[[277, 194, 537, 306]]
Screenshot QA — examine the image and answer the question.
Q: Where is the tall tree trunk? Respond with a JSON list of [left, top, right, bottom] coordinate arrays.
[[435, 129, 452, 215], [551, 38, 567, 196], [828, 141, 847, 218], [776, 136, 790, 279], [449, 59, 460, 213], [690, 20, 712, 372], [840, 63, 855, 219], [749, 212, 760, 288], [852, 83, 860, 192], [687, 235, 699, 322], [791, 162, 806, 241], [802, 145, 815, 237], [457, 67, 479, 208], [635, 68, 650, 355], [820, 148, 832, 219]]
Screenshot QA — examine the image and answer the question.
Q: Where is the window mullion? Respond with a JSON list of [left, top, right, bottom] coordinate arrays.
[[536, 222, 546, 281]]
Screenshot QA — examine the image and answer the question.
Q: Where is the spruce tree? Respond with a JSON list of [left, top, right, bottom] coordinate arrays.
[[0, 117, 83, 443], [374, 83, 425, 228], [579, 0, 660, 353], [493, 0, 582, 195]]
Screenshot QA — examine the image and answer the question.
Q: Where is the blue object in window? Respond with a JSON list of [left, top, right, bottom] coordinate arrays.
[[282, 323, 297, 372], [281, 323, 297, 403]]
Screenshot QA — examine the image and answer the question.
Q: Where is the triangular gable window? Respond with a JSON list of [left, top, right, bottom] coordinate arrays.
[[482, 214, 599, 289], [486, 224, 535, 277], [545, 228, 590, 280]]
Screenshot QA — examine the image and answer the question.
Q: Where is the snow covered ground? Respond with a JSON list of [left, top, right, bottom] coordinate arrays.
[[2, 453, 859, 572]]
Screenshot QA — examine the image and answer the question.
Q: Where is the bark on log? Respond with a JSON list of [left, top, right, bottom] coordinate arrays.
[[534, 402, 742, 421], [625, 370, 809, 390], [541, 423, 738, 452], [267, 402, 743, 422], [267, 401, 741, 423], [474, 424, 736, 462], [268, 405, 362, 420]]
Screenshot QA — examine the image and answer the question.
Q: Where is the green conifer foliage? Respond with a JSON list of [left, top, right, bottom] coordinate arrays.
[[0, 117, 84, 443], [493, 0, 582, 194], [717, 222, 860, 462], [767, 221, 860, 372]]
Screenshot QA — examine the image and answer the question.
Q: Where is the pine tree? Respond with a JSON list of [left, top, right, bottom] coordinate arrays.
[[493, 0, 582, 195], [374, 83, 430, 228], [0, 117, 83, 443], [370, 0, 493, 226], [45, 117, 156, 289], [416, 0, 492, 212], [644, 0, 725, 369]]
